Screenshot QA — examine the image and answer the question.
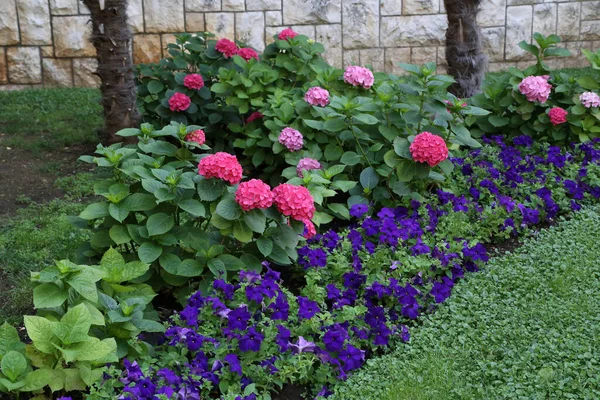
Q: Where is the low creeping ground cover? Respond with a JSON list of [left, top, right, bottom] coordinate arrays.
[[332, 206, 600, 400]]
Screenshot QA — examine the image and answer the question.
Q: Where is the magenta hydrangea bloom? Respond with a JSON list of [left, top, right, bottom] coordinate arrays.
[[518, 75, 552, 103], [278, 28, 298, 41], [185, 129, 206, 145], [215, 38, 238, 58], [548, 107, 568, 126], [580, 92, 600, 108], [235, 179, 274, 211], [238, 48, 259, 61], [343, 66, 374, 89], [278, 127, 303, 151], [168, 92, 191, 112], [198, 152, 243, 184], [409, 132, 449, 167], [296, 157, 321, 177], [304, 86, 330, 107], [183, 74, 204, 90]]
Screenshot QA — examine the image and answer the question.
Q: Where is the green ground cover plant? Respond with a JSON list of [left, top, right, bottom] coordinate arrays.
[[332, 206, 600, 400]]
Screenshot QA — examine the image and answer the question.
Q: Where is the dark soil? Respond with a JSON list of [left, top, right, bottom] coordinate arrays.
[[0, 136, 95, 220]]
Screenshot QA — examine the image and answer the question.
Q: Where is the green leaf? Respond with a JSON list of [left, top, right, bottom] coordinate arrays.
[[121, 193, 156, 211], [133, 319, 165, 333], [0, 323, 24, 357], [208, 258, 226, 278], [360, 167, 379, 190], [438, 159, 454, 175], [116, 128, 141, 137], [393, 137, 411, 158], [331, 180, 357, 192], [109, 225, 131, 245], [108, 203, 129, 222], [79, 202, 109, 220], [178, 199, 206, 217], [340, 151, 362, 166], [218, 254, 246, 271], [146, 213, 175, 236], [488, 115, 510, 127], [323, 118, 347, 132], [327, 203, 350, 219], [19, 368, 54, 392], [147, 80, 164, 94], [197, 178, 225, 201], [257, 237, 273, 257], [1, 351, 27, 382], [138, 242, 163, 263], [33, 283, 68, 309], [53, 304, 92, 345], [577, 76, 600, 90], [24, 316, 57, 354], [233, 220, 253, 242], [61, 338, 117, 363], [67, 270, 100, 303], [177, 259, 203, 277], [353, 113, 379, 125], [243, 209, 266, 233], [216, 198, 242, 221], [517, 41, 539, 56], [543, 47, 571, 58]]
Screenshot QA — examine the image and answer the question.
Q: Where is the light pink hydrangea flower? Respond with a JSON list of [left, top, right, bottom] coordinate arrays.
[[278, 127, 303, 151], [304, 87, 330, 107], [296, 158, 322, 177], [518, 75, 552, 103], [343, 66, 375, 89], [580, 92, 600, 108]]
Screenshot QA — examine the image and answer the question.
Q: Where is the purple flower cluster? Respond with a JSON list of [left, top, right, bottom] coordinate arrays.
[[112, 136, 600, 400]]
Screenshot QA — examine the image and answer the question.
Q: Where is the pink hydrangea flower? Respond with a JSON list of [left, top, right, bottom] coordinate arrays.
[[235, 179, 274, 211], [518, 75, 552, 103], [272, 183, 316, 238], [580, 92, 600, 108], [169, 92, 191, 112], [278, 28, 298, 41], [296, 158, 322, 177], [198, 152, 243, 184], [246, 111, 263, 124], [238, 48, 259, 61], [279, 127, 303, 151], [186, 129, 206, 145], [215, 38, 238, 58], [304, 87, 330, 107], [409, 132, 449, 167], [343, 66, 375, 89], [183, 74, 204, 90], [548, 107, 568, 126], [303, 220, 316, 239]]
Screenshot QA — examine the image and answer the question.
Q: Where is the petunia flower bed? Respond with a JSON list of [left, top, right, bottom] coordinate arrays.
[[88, 136, 600, 400]]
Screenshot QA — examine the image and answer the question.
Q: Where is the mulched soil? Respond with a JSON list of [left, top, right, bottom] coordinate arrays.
[[0, 136, 95, 221]]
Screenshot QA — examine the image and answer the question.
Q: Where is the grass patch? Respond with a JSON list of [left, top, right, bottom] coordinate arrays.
[[0, 199, 91, 324], [332, 207, 600, 400], [0, 87, 103, 153]]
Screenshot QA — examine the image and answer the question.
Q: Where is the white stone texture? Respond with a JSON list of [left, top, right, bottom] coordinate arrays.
[[505, 5, 533, 60], [477, 0, 506, 27], [18, 0, 52, 45], [127, 0, 145, 33], [7, 47, 42, 84], [581, 21, 600, 40], [236, 12, 265, 50], [360, 48, 384, 70], [186, 13, 206, 32], [186, 0, 221, 12], [49, 0, 78, 15], [283, 0, 341, 25], [133, 34, 162, 64], [380, 0, 402, 16], [246, 0, 280, 10], [385, 47, 411, 74], [73, 58, 100, 87], [557, 2, 580, 41], [266, 11, 283, 26], [343, 0, 379, 49], [482, 27, 506, 62], [403, 0, 437, 15], [144, 0, 185, 32], [381, 14, 447, 47], [53, 16, 95, 57], [582, 1, 600, 20], [206, 12, 235, 39], [0, 0, 19, 45], [291, 25, 316, 39], [343, 49, 360, 67], [43, 58, 72, 87], [533, 3, 556, 37], [223, 0, 245, 11], [316, 24, 342, 67]]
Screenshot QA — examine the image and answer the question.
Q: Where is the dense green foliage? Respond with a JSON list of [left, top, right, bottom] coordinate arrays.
[[332, 207, 600, 400]]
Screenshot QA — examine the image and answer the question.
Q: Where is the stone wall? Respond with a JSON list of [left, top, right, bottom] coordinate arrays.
[[0, 0, 599, 89]]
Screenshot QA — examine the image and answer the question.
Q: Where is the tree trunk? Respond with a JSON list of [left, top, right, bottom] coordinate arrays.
[[444, 0, 488, 98], [83, 0, 140, 143]]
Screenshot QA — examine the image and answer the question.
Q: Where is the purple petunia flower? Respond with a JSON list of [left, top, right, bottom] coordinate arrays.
[[239, 327, 264, 352], [298, 297, 320, 319]]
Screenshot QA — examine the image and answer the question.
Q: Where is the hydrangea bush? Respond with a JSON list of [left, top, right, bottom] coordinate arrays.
[[87, 136, 600, 400], [470, 33, 600, 144], [136, 30, 488, 216]]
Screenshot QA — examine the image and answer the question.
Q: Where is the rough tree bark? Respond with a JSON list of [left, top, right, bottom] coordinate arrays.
[[83, 0, 140, 143], [444, 0, 488, 98]]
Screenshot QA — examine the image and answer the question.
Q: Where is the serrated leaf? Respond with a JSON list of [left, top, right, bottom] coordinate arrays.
[[146, 213, 174, 236], [0, 323, 24, 358], [67, 270, 100, 303], [197, 178, 225, 201], [53, 304, 92, 345], [1, 351, 27, 382], [19, 368, 54, 392], [33, 283, 68, 309], [24, 317, 58, 354]]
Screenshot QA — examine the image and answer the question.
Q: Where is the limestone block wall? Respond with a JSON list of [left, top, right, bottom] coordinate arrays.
[[0, 0, 598, 89]]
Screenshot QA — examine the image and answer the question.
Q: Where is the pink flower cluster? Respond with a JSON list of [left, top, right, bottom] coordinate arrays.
[[185, 129, 206, 145], [580, 92, 600, 108], [169, 92, 191, 112], [279, 127, 303, 151], [409, 132, 449, 167], [235, 179, 274, 211], [238, 48, 259, 61], [518, 75, 552, 103], [215, 38, 238, 58], [304, 87, 330, 107], [184, 74, 204, 90], [272, 183, 316, 238], [296, 158, 321, 177], [198, 152, 243, 184], [343, 66, 374, 89], [548, 107, 568, 126], [278, 28, 298, 41], [246, 112, 263, 124]]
